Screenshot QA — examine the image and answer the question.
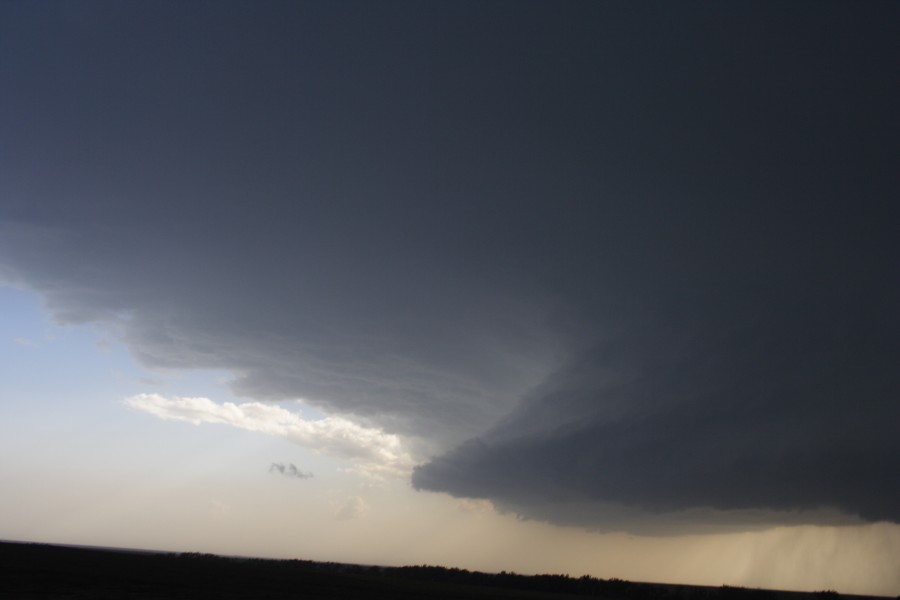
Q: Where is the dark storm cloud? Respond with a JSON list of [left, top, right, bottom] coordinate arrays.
[[1, 1, 898, 530], [413, 310, 900, 527], [270, 463, 313, 480]]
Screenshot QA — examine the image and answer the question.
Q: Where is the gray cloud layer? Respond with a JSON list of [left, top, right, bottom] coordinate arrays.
[[1, 1, 898, 530]]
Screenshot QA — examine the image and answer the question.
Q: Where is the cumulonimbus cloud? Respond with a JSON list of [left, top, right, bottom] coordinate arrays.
[[2, 1, 898, 534]]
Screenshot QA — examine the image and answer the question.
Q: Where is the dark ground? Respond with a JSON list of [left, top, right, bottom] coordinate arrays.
[[0, 541, 886, 600]]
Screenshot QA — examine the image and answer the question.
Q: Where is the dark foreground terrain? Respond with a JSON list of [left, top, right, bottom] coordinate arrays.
[[0, 541, 883, 600]]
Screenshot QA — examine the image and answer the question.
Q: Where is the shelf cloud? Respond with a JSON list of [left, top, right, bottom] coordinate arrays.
[[2, 1, 898, 533]]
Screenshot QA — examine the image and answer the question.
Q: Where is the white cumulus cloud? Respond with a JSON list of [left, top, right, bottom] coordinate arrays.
[[124, 393, 414, 479]]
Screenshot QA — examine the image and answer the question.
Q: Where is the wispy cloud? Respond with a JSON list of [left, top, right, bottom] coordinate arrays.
[[269, 462, 313, 479], [124, 393, 414, 479], [334, 495, 369, 521]]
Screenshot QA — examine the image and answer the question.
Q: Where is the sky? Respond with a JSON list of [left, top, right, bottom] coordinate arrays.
[[1, 0, 898, 595]]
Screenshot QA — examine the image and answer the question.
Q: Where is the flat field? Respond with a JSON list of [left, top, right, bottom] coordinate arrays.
[[0, 541, 879, 600], [0, 541, 591, 600]]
